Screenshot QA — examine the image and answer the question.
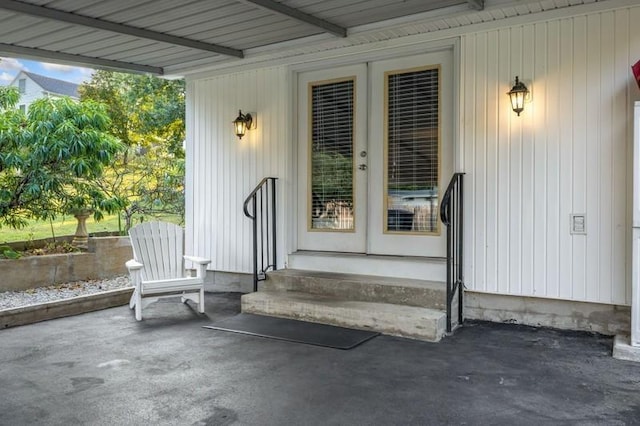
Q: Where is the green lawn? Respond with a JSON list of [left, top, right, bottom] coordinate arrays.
[[0, 213, 182, 243]]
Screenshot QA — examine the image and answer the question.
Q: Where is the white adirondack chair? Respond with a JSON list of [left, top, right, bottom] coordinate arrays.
[[126, 221, 211, 321]]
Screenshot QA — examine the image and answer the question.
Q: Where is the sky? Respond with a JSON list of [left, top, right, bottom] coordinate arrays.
[[0, 56, 94, 86]]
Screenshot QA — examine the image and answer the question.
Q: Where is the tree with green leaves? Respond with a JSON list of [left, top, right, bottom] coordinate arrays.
[[79, 70, 185, 158], [79, 71, 186, 232], [0, 86, 124, 229], [96, 145, 185, 232]]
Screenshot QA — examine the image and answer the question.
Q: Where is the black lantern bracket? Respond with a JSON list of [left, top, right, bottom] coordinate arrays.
[[507, 76, 530, 116], [233, 110, 257, 139]]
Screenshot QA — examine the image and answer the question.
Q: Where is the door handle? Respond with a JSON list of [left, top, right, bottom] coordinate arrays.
[[358, 164, 367, 171]]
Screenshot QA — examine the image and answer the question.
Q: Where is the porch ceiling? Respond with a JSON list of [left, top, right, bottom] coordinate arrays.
[[0, 0, 478, 76], [0, 0, 609, 77]]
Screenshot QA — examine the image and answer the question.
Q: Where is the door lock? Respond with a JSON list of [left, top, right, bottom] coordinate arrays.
[[360, 151, 367, 158], [358, 164, 367, 170]]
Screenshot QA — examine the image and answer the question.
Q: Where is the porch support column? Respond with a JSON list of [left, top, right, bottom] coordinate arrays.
[[613, 101, 640, 362], [632, 228, 640, 346], [632, 101, 640, 348]]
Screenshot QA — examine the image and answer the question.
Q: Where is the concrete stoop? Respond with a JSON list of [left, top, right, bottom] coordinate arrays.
[[241, 269, 448, 342]]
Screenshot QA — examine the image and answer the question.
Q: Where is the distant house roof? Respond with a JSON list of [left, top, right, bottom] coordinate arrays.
[[22, 71, 80, 98]]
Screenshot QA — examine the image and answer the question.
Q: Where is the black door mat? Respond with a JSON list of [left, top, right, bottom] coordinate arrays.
[[204, 313, 379, 350]]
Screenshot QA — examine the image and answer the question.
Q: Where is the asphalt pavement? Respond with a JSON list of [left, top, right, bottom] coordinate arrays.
[[1, 292, 639, 425]]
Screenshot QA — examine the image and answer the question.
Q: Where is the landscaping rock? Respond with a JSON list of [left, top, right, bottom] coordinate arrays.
[[0, 275, 130, 310]]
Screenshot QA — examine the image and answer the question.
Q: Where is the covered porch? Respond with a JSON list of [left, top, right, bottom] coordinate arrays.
[[1, 293, 639, 424], [1, 0, 640, 353]]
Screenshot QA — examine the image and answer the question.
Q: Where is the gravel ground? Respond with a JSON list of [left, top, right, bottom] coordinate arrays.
[[0, 276, 131, 310]]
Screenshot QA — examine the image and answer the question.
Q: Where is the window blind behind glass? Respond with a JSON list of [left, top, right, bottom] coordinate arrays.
[[386, 67, 440, 232], [310, 79, 355, 230]]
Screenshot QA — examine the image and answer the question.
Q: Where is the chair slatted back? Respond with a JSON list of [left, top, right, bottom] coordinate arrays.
[[129, 222, 184, 281]]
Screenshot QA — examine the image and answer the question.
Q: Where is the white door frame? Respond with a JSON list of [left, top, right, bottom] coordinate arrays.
[[287, 39, 462, 258], [367, 50, 454, 257], [296, 64, 368, 253]]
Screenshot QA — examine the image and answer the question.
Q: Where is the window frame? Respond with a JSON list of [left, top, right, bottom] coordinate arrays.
[[306, 76, 358, 233], [383, 64, 442, 236]]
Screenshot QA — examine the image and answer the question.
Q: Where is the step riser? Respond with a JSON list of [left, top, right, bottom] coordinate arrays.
[[288, 252, 446, 281], [242, 293, 445, 342], [264, 274, 446, 310], [245, 269, 449, 343]]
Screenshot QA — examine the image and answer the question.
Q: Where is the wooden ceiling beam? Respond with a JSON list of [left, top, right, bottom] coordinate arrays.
[[0, 0, 244, 58], [467, 0, 484, 11], [0, 43, 164, 74], [239, 0, 347, 37]]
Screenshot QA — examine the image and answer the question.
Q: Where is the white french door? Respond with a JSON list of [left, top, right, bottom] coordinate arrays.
[[296, 50, 453, 257], [368, 51, 453, 256], [296, 64, 368, 252]]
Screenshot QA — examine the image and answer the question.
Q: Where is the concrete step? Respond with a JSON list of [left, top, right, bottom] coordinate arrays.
[[264, 269, 446, 310], [242, 290, 447, 342], [287, 251, 446, 281]]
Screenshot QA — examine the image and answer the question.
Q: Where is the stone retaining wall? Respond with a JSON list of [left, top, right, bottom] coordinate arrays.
[[0, 288, 134, 329], [0, 236, 133, 292], [2, 231, 121, 251]]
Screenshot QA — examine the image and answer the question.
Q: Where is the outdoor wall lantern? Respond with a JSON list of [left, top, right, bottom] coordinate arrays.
[[233, 110, 254, 139], [507, 76, 529, 116]]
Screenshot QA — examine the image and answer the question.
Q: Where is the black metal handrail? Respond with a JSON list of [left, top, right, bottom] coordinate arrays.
[[439, 172, 465, 333], [243, 177, 278, 292]]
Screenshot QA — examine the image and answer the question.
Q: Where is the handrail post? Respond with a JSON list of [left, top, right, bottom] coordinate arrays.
[[446, 200, 452, 333], [243, 177, 278, 292], [440, 172, 465, 333], [252, 196, 258, 292], [457, 175, 464, 325], [271, 177, 277, 272]]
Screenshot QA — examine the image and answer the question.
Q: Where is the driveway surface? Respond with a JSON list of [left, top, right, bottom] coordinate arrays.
[[1, 292, 639, 425]]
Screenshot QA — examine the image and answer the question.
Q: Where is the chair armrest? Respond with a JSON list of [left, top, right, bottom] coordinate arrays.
[[184, 255, 210, 279], [184, 255, 211, 265], [126, 259, 144, 271]]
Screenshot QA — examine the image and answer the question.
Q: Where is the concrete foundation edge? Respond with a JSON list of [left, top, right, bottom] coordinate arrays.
[[465, 291, 630, 336], [612, 335, 640, 362], [0, 287, 134, 329], [205, 270, 254, 293], [206, 271, 632, 336]]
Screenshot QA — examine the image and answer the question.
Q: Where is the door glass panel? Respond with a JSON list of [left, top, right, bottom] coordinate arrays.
[[309, 78, 355, 231], [385, 66, 440, 234]]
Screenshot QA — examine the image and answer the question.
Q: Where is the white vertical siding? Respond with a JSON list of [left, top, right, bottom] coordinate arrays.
[[185, 2, 640, 306], [462, 6, 640, 304], [185, 67, 289, 273]]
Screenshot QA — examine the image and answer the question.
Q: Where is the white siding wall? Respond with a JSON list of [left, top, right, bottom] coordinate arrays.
[[11, 74, 44, 112], [186, 3, 640, 306], [185, 67, 290, 273], [10, 72, 78, 112], [461, 6, 640, 304]]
